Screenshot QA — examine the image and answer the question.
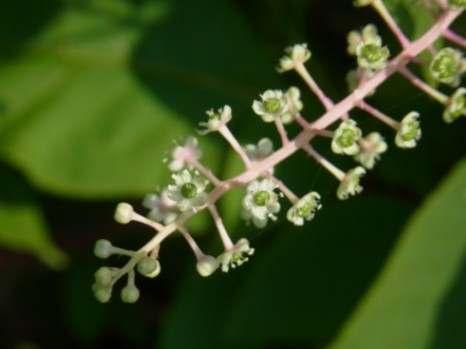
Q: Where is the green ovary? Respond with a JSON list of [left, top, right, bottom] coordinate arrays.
[[432, 55, 456, 79], [361, 44, 384, 62], [264, 98, 281, 113], [337, 129, 356, 147], [181, 183, 197, 198], [253, 191, 270, 206], [401, 122, 418, 141]]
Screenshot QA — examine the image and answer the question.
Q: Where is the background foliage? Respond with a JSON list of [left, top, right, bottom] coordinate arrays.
[[0, 0, 465, 348]]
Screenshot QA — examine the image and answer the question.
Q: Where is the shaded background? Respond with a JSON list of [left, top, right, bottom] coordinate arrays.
[[0, 0, 465, 348]]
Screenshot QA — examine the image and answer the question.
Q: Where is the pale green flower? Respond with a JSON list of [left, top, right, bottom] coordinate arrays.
[[242, 179, 281, 228], [331, 119, 362, 155], [287, 192, 322, 226], [167, 170, 209, 212], [354, 132, 388, 169], [443, 88, 466, 123], [198, 105, 232, 135], [337, 167, 366, 200], [395, 111, 421, 149], [252, 90, 288, 122], [217, 238, 254, 272], [277, 43, 311, 73]]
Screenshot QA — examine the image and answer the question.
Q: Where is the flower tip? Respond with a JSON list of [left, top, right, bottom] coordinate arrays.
[[114, 203, 134, 224]]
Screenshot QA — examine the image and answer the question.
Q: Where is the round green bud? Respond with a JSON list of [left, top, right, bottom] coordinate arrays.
[[94, 266, 116, 285], [114, 203, 134, 224], [137, 256, 159, 276], [121, 285, 140, 303], [92, 283, 112, 303], [94, 239, 113, 259]]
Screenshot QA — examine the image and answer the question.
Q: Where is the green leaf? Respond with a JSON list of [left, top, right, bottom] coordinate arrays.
[[0, 163, 68, 269], [0, 0, 272, 198], [329, 158, 466, 349]]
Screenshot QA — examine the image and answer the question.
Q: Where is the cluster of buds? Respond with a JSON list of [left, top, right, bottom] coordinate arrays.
[[92, 0, 466, 303]]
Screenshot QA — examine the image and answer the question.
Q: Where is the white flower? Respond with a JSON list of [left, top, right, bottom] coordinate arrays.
[[277, 43, 311, 73], [354, 132, 388, 169], [217, 238, 254, 272], [196, 255, 219, 277], [356, 37, 390, 70], [281, 86, 303, 124], [167, 170, 209, 212], [443, 87, 466, 123], [337, 167, 366, 200], [287, 192, 322, 226], [252, 90, 288, 122], [347, 24, 379, 56], [395, 111, 421, 149], [143, 188, 179, 225], [197, 105, 232, 135], [242, 179, 281, 228], [167, 136, 202, 172], [430, 47, 465, 87], [331, 119, 362, 155]]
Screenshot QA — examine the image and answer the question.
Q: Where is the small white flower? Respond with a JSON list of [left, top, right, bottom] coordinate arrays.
[[354, 132, 388, 169], [443, 87, 466, 123], [252, 90, 288, 122], [143, 188, 179, 225], [167, 136, 202, 172], [196, 255, 219, 277], [217, 238, 254, 272], [287, 192, 322, 226], [395, 111, 421, 149], [356, 37, 390, 70], [277, 43, 311, 73], [331, 119, 362, 155], [281, 86, 303, 124], [242, 179, 281, 228], [197, 105, 232, 135], [167, 170, 209, 212], [430, 47, 465, 87], [347, 24, 380, 56], [337, 166, 366, 200]]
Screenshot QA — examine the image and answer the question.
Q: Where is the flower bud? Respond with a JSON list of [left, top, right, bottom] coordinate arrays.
[[121, 284, 140, 303], [196, 255, 219, 277], [94, 239, 113, 259], [114, 203, 134, 224], [137, 256, 160, 277]]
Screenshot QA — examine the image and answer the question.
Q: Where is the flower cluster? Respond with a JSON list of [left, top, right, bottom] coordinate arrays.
[[92, 1, 466, 303]]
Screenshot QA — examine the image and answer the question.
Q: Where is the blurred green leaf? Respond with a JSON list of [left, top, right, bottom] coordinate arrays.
[[0, 0, 272, 198], [329, 158, 466, 349], [0, 164, 68, 269]]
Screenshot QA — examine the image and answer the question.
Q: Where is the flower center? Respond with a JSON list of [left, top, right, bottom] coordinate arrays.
[[181, 183, 197, 199], [432, 54, 456, 79], [253, 190, 271, 206], [263, 98, 281, 114], [361, 43, 384, 63], [337, 129, 356, 147], [401, 122, 418, 141], [297, 202, 314, 218]]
